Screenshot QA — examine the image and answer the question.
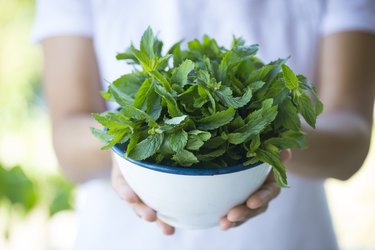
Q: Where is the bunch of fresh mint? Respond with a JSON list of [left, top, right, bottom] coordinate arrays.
[[92, 27, 322, 187]]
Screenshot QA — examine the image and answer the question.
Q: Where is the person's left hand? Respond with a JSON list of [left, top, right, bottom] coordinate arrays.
[[219, 150, 291, 230]]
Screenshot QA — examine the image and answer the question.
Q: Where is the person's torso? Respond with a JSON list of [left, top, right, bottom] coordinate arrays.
[[75, 1, 338, 250]]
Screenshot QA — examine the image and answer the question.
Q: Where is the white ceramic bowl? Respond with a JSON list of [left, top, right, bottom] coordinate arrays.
[[113, 146, 271, 230]]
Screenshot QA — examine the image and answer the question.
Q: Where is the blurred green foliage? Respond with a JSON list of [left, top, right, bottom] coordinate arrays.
[[0, 165, 38, 213], [47, 176, 75, 216], [0, 0, 41, 136], [0, 0, 76, 240], [0, 163, 74, 239]]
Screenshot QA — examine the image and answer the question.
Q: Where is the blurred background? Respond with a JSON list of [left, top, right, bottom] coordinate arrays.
[[0, 0, 374, 249]]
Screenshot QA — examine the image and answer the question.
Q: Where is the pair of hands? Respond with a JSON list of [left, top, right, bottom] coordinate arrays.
[[111, 150, 291, 235]]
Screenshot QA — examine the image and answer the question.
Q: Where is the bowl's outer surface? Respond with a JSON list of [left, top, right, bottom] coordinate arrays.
[[113, 153, 271, 229]]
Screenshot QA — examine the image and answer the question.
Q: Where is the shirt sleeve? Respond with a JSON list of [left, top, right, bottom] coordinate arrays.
[[321, 0, 375, 35], [32, 0, 93, 42]]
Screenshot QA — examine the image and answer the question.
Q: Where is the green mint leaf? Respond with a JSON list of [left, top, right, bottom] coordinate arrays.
[[172, 149, 199, 167], [146, 85, 162, 120], [189, 130, 211, 141], [90, 127, 114, 144], [155, 54, 172, 71], [228, 102, 278, 144], [186, 130, 211, 151], [202, 35, 221, 58], [249, 134, 261, 153], [197, 69, 211, 84], [203, 136, 226, 149], [295, 90, 317, 128], [274, 99, 301, 130], [126, 132, 140, 157], [92, 112, 115, 128], [169, 41, 186, 67], [232, 36, 259, 57], [92, 112, 134, 131], [186, 136, 204, 151], [140, 26, 155, 59], [101, 90, 112, 101], [197, 85, 216, 112], [153, 38, 163, 57], [154, 84, 183, 117], [133, 78, 152, 109], [264, 76, 290, 105], [128, 133, 164, 160], [178, 85, 200, 110], [188, 39, 203, 52], [165, 115, 188, 125], [216, 86, 252, 108], [218, 51, 241, 82], [267, 58, 288, 82], [197, 107, 236, 130], [282, 64, 299, 90], [101, 129, 128, 150], [247, 58, 286, 84], [149, 71, 172, 91], [247, 65, 274, 83], [110, 73, 146, 99], [265, 130, 307, 150], [119, 103, 156, 126], [167, 39, 184, 55], [131, 48, 154, 72], [109, 84, 134, 106], [255, 148, 288, 187], [247, 81, 266, 92], [160, 129, 188, 154], [116, 44, 140, 64], [169, 129, 188, 152], [197, 147, 226, 161], [298, 75, 324, 116], [229, 115, 245, 130], [172, 59, 195, 86]]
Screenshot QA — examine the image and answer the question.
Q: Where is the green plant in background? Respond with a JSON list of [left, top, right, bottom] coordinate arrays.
[[0, 163, 74, 240], [0, 165, 38, 239], [47, 176, 75, 217], [0, 1, 77, 243]]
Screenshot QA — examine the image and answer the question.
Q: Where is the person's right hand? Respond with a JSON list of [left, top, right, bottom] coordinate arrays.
[[111, 160, 175, 235]]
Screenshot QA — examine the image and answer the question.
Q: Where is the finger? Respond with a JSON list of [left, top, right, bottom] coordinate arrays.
[[131, 203, 157, 222], [280, 149, 292, 163], [156, 219, 175, 235], [226, 204, 253, 222], [220, 217, 244, 230], [219, 217, 234, 230], [220, 205, 268, 230], [227, 203, 270, 223], [111, 162, 140, 204], [246, 174, 280, 209]]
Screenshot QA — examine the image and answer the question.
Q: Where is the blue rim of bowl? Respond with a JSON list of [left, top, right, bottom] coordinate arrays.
[[112, 144, 263, 176]]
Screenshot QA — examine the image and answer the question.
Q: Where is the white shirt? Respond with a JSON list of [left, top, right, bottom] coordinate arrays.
[[33, 1, 375, 250]]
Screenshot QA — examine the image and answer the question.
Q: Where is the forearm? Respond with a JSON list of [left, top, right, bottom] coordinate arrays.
[[41, 37, 111, 183], [287, 112, 372, 180], [53, 114, 111, 183]]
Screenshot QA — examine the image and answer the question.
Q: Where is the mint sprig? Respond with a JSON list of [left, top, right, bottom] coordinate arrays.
[[92, 27, 323, 187]]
